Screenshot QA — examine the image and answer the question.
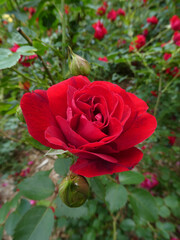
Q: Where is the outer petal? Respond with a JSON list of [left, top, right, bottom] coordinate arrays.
[[47, 76, 90, 118], [70, 147, 143, 177], [20, 90, 59, 149], [115, 112, 157, 151]]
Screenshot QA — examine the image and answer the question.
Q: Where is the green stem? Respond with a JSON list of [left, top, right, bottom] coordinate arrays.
[[61, 0, 66, 79], [162, 73, 179, 93], [113, 217, 117, 240], [16, 27, 55, 85], [154, 77, 162, 117], [12, 67, 37, 83]]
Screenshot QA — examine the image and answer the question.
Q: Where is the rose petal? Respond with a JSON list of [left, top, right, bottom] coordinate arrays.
[[20, 90, 59, 148], [70, 147, 143, 177], [47, 76, 90, 118], [115, 112, 157, 151]]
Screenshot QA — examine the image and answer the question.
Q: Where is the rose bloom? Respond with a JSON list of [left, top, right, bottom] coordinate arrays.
[[170, 15, 180, 31], [107, 9, 117, 21], [10, 43, 38, 67], [117, 8, 125, 16], [151, 91, 158, 97], [129, 35, 146, 52], [98, 57, 108, 62], [147, 16, 158, 24], [96, 6, 106, 16], [103, 1, 108, 8], [163, 53, 171, 61], [168, 136, 176, 146], [20, 76, 157, 177], [173, 31, 180, 46], [92, 21, 107, 40], [140, 173, 159, 190], [64, 5, 69, 15]]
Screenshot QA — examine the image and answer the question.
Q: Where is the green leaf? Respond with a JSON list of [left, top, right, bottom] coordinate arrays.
[[120, 219, 135, 232], [0, 226, 3, 240], [16, 46, 37, 56], [164, 195, 179, 209], [158, 206, 170, 218], [0, 193, 21, 224], [55, 197, 88, 219], [118, 171, 145, 185], [105, 184, 128, 213], [129, 189, 158, 222], [5, 199, 31, 235], [89, 177, 106, 201], [0, 50, 21, 70], [54, 157, 72, 176], [14, 206, 54, 240], [18, 171, 55, 200], [33, 40, 48, 56]]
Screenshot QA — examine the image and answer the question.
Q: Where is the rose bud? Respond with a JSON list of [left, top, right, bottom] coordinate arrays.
[[69, 47, 91, 76], [16, 105, 25, 122], [59, 172, 90, 208]]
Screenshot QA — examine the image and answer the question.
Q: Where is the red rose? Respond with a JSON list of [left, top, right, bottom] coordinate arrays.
[[96, 6, 106, 16], [147, 16, 158, 24], [140, 173, 159, 190], [92, 21, 107, 40], [10, 43, 38, 67], [20, 76, 157, 177], [129, 35, 146, 52], [170, 15, 180, 31], [173, 31, 180, 46], [98, 57, 108, 62], [107, 9, 117, 21], [163, 53, 171, 61], [168, 136, 176, 146], [151, 91, 158, 97], [117, 8, 125, 16]]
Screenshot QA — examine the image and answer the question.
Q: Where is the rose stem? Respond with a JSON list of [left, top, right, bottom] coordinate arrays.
[[16, 27, 55, 85], [61, 0, 66, 79], [154, 76, 162, 117]]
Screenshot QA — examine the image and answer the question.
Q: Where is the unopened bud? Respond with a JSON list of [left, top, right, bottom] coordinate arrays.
[[16, 105, 25, 122], [69, 47, 91, 76], [59, 172, 90, 208]]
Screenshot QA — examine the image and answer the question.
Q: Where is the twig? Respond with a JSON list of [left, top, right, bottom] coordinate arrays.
[[16, 27, 55, 85]]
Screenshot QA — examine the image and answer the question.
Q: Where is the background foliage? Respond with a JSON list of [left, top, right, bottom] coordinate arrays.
[[0, 0, 180, 239]]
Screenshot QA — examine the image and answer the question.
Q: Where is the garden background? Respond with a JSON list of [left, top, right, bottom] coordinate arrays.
[[0, 0, 180, 240]]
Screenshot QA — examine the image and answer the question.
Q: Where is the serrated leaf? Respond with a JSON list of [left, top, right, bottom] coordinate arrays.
[[118, 171, 145, 185], [120, 219, 135, 231], [55, 197, 88, 219], [0, 52, 21, 70], [14, 206, 54, 240], [16, 46, 37, 56], [18, 171, 54, 200], [129, 188, 158, 222], [0, 193, 21, 224], [105, 184, 128, 213], [5, 199, 31, 235], [54, 157, 72, 176], [158, 206, 170, 218], [89, 177, 105, 201]]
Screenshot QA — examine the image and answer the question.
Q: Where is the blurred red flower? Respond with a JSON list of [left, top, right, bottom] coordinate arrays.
[[107, 9, 117, 21], [96, 6, 106, 16], [163, 53, 171, 61], [129, 35, 146, 52], [173, 31, 180, 46], [92, 21, 107, 40], [147, 16, 158, 24], [170, 15, 180, 31], [117, 8, 125, 16], [140, 173, 159, 190], [98, 56, 108, 62]]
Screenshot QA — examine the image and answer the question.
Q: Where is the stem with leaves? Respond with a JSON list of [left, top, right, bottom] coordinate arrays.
[[16, 27, 55, 85]]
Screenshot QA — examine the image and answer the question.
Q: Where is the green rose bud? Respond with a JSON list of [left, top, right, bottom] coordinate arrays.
[[16, 105, 25, 122], [59, 172, 90, 208], [69, 47, 91, 76]]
